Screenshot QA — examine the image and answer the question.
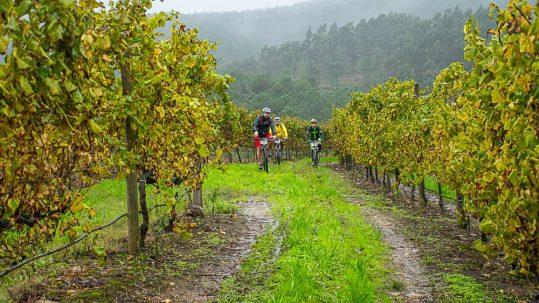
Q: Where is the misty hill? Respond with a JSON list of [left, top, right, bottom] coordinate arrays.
[[179, 0, 502, 63], [227, 7, 493, 120]]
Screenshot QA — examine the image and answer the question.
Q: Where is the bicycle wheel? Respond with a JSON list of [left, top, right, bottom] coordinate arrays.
[[314, 149, 319, 167], [263, 147, 269, 173], [276, 148, 281, 165]]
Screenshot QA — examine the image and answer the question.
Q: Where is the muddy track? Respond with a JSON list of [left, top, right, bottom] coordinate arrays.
[[334, 168, 433, 302], [166, 200, 273, 303], [344, 193, 433, 303], [14, 200, 274, 303]]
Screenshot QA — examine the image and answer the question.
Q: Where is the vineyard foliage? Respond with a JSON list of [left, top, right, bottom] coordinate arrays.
[[0, 0, 237, 265], [329, 0, 538, 275]]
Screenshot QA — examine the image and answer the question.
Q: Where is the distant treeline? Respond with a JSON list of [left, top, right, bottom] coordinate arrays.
[[177, 0, 502, 63], [228, 7, 494, 120]]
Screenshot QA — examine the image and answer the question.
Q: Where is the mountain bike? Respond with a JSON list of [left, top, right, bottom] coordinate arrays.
[[260, 137, 274, 173], [274, 138, 283, 165], [310, 139, 321, 167]]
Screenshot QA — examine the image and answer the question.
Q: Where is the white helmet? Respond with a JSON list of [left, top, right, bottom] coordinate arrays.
[[311, 119, 318, 123], [263, 107, 271, 113], [275, 117, 281, 122]]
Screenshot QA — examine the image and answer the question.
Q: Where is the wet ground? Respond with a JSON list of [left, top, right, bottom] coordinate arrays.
[[344, 193, 433, 302], [332, 164, 538, 303], [11, 200, 273, 303]]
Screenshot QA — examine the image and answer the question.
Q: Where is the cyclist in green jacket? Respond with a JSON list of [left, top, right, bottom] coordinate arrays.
[[307, 119, 323, 152]]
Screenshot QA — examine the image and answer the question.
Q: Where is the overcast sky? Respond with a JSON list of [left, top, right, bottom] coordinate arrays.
[[148, 0, 309, 14]]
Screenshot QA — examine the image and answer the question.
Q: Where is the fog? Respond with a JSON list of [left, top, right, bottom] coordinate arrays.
[[173, 0, 503, 63], [149, 0, 309, 14]]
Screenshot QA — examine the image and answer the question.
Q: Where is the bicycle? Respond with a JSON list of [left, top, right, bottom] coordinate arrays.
[[260, 137, 274, 173], [273, 138, 283, 165], [310, 139, 321, 167]]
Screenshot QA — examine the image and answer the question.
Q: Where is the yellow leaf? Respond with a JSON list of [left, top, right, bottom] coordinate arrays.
[[185, 56, 196, 68], [102, 54, 112, 63], [156, 106, 165, 119]]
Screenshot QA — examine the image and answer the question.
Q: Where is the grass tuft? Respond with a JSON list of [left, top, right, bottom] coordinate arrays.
[[442, 274, 493, 303]]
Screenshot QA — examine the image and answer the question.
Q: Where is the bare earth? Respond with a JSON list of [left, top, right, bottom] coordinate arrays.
[[344, 193, 434, 303], [12, 200, 273, 303]]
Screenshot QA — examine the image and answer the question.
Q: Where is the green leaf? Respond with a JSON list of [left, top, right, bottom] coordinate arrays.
[[45, 78, 61, 96], [198, 145, 210, 157], [479, 219, 494, 234], [88, 119, 102, 133], [93, 246, 107, 257], [15, 0, 32, 15], [15, 55, 31, 70], [508, 170, 520, 187], [5, 199, 20, 218], [64, 81, 77, 92], [72, 89, 83, 103], [18, 76, 33, 96], [49, 23, 65, 42], [195, 136, 205, 145], [0, 35, 9, 54]]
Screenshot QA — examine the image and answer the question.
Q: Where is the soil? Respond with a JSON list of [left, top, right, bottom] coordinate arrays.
[[11, 200, 273, 303], [332, 164, 539, 303], [344, 193, 433, 303]]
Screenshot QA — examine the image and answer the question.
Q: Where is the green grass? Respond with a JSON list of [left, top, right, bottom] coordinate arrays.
[[423, 176, 457, 201], [442, 274, 493, 303], [206, 160, 391, 303], [2, 160, 391, 302], [0, 178, 172, 301], [401, 173, 456, 200], [319, 156, 339, 163]]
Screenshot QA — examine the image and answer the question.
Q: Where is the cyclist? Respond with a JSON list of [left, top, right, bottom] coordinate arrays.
[[307, 119, 323, 165], [274, 116, 288, 146], [253, 107, 276, 170]]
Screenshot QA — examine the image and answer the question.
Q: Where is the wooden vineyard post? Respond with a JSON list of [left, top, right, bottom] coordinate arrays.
[[194, 160, 203, 207], [188, 160, 205, 218], [122, 66, 140, 255], [456, 192, 469, 229], [236, 148, 242, 163], [437, 182, 444, 212], [139, 175, 149, 248], [193, 184, 203, 207], [418, 179, 428, 207], [414, 83, 428, 207]]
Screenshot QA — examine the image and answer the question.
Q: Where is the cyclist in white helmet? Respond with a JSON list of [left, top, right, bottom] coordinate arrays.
[[253, 107, 276, 170]]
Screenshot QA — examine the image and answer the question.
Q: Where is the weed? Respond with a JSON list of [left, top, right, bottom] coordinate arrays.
[[442, 274, 493, 303]]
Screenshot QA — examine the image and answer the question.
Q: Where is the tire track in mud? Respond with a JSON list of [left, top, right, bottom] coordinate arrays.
[[344, 193, 433, 303], [165, 200, 274, 303]]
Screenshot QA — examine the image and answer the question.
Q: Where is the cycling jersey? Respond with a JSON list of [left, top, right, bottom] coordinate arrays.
[[253, 115, 276, 137], [307, 125, 323, 141], [275, 123, 288, 139]]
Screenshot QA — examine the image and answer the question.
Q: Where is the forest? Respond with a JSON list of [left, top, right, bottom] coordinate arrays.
[[228, 7, 494, 120], [179, 0, 503, 63]]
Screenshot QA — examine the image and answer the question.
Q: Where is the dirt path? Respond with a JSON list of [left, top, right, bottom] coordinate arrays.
[[333, 163, 539, 302], [14, 200, 273, 303], [344, 194, 433, 303], [165, 200, 273, 303]]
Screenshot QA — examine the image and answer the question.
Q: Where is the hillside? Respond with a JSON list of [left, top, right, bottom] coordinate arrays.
[[228, 7, 493, 120], [179, 0, 502, 63]]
